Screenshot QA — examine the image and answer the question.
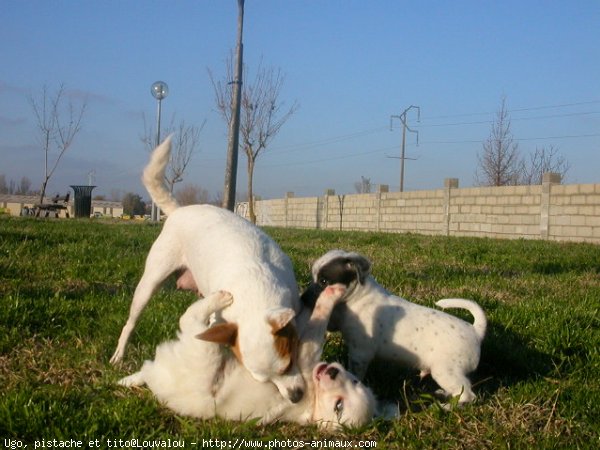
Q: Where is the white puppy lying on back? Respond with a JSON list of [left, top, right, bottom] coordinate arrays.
[[119, 286, 376, 429], [302, 250, 487, 405], [111, 136, 304, 403]]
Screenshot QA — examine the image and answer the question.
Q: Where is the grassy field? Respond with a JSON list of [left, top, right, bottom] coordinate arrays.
[[0, 216, 598, 449]]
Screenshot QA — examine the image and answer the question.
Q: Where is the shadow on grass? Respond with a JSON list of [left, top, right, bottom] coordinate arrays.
[[329, 317, 553, 414], [477, 320, 554, 391]]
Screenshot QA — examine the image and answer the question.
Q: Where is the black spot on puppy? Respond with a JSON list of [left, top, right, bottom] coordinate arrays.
[[301, 252, 371, 310], [319, 257, 361, 287], [301, 257, 357, 308]]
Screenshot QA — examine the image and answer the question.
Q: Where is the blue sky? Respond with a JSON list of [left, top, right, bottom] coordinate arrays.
[[1, 0, 599, 201]]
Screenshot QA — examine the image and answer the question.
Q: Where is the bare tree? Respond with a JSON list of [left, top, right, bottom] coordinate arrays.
[[520, 145, 570, 185], [17, 177, 32, 195], [0, 174, 7, 194], [354, 176, 372, 194], [210, 58, 299, 223], [141, 116, 205, 192], [29, 84, 87, 203], [175, 183, 210, 206], [475, 97, 520, 186]]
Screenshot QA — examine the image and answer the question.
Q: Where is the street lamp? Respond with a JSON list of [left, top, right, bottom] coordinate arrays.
[[150, 81, 169, 221]]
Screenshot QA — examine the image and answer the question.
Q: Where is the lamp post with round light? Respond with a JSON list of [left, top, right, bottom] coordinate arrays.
[[150, 81, 169, 221]]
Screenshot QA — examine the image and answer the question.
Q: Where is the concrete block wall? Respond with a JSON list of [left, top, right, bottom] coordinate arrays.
[[237, 174, 600, 244], [548, 183, 600, 242], [254, 198, 286, 227], [324, 193, 380, 231], [287, 195, 321, 229], [378, 189, 446, 235], [449, 184, 542, 239]]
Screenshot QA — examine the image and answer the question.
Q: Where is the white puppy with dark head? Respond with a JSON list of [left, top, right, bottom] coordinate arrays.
[[111, 136, 304, 403], [302, 250, 487, 405], [119, 286, 376, 429]]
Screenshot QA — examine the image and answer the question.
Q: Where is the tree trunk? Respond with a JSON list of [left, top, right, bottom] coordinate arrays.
[[247, 157, 256, 224], [39, 181, 47, 204]]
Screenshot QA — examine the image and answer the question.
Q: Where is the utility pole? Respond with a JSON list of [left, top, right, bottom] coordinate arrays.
[[223, 0, 245, 211], [390, 105, 420, 192]]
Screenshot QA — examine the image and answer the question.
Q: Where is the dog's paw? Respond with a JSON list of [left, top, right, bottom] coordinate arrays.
[[322, 284, 347, 303], [434, 388, 449, 398], [216, 290, 234, 306], [118, 372, 145, 387], [109, 349, 124, 366]]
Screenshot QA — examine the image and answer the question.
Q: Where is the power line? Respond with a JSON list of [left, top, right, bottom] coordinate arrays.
[[260, 101, 600, 155], [413, 132, 600, 146], [259, 132, 600, 168], [189, 100, 600, 170], [260, 146, 396, 168], [416, 110, 600, 128], [510, 100, 600, 113], [419, 100, 600, 121], [269, 126, 388, 153], [266, 101, 599, 155]]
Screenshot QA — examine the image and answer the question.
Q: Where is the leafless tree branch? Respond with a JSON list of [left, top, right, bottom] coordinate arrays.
[[29, 84, 87, 203], [210, 55, 298, 222], [475, 96, 520, 186], [140, 115, 205, 192], [520, 145, 570, 184]]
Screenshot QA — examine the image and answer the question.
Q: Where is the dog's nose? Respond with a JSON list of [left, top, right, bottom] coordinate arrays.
[[288, 387, 304, 403], [326, 367, 339, 380]]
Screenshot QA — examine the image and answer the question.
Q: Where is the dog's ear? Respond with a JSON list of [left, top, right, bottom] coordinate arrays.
[[266, 307, 296, 333], [347, 253, 371, 283], [196, 322, 238, 346]]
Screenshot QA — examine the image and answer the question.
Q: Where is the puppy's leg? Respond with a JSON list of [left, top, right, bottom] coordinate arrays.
[[118, 370, 146, 387], [430, 366, 476, 405], [110, 236, 180, 364], [178, 290, 233, 334], [118, 292, 233, 390], [298, 285, 346, 369]]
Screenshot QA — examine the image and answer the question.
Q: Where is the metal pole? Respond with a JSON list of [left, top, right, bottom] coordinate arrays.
[[390, 106, 420, 192], [152, 98, 162, 221], [223, 0, 245, 211], [156, 98, 162, 146], [400, 112, 407, 192], [149, 80, 168, 221]]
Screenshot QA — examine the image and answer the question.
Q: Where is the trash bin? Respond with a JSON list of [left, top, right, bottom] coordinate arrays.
[[70, 185, 96, 218]]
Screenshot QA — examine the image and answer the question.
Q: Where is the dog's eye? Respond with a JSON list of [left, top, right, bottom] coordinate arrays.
[[334, 398, 344, 418], [318, 277, 328, 287]]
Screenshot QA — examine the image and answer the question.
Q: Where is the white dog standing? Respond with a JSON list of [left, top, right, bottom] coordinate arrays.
[[111, 135, 304, 403], [119, 286, 376, 429], [302, 250, 487, 405]]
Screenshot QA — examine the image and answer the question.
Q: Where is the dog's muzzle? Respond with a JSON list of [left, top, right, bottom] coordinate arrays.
[[288, 387, 304, 403]]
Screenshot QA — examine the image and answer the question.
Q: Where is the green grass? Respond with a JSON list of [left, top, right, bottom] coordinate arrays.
[[1, 216, 599, 449]]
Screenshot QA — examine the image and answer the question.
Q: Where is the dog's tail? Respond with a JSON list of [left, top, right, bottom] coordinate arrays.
[[142, 134, 179, 216], [435, 298, 487, 341]]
